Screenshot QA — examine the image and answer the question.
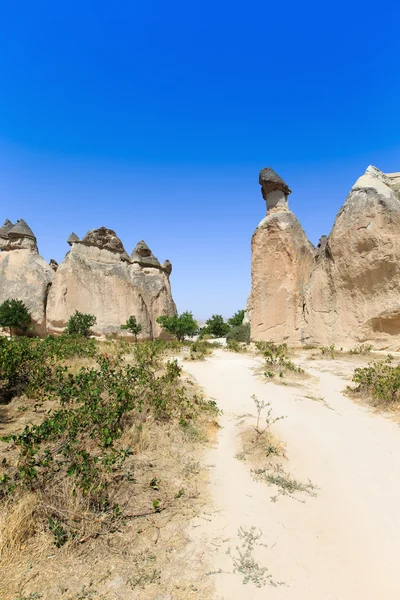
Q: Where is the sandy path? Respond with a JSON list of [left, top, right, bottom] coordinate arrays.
[[182, 350, 400, 599]]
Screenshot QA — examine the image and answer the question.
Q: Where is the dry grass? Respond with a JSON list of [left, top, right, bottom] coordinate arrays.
[[0, 350, 217, 600]]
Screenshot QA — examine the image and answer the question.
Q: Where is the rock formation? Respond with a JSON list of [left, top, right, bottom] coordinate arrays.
[[250, 165, 400, 349], [0, 222, 176, 339], [46, 228, 176, 338], [0, 219, 54, 335], [251, 168, 314, 344], [305, 166, 400, 349]]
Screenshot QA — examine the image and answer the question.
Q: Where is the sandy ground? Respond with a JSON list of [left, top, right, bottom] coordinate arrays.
[[182, 349, 400, 599]]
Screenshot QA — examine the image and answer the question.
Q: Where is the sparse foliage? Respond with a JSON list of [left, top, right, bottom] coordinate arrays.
[[0, 299, 31, 337], [252, 394, 285, 435], [255, 341, 304, 377]]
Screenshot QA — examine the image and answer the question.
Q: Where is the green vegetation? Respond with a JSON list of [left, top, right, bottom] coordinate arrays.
[[189, 339, 216, 360], [255, 341, 304, 378], [227, 309, 245, 328], [320, 344, 342, 359], [120, 315, 142, 341], [156, 311, 198, 342], [349, 343, 373, 355], [0, 335, 218, 568], [226, 322, 250, 344], [203, 314, 230, 338], [0, 299, 31, 337], [346, 356, 400, 407], [66, 311, 97, 338]]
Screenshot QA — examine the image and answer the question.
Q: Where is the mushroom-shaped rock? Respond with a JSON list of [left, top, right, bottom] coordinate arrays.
[[67, 232, 80, 246], [6, 219, 38, 251], [8, 219, 36, 240], [0, 219, 14, 250], [0, 219, 14, 238], [132, 240, 152, 257], [49, 259, 59, 272], [81, 227, 126, 254], [259, 167, 291, 212], [130, 241, 161, 267], [162, 259, 172, 275]]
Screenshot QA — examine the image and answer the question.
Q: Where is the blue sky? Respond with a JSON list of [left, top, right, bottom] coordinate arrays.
[[0, 1, 399, 319]]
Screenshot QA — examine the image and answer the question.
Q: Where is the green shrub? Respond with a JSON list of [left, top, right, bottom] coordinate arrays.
[[346, 356, 400, 407], [66, 311, 96, 338], [255, 341, 304, 376], [226, 338, 246, 353], [227, 310, 245, 328], [189, 340, 214, 360], [321, 344, 342, 359], [226, 323, 250, 343], [203, 314, 230, 338], [349, 343, 373, 355], [120, 315, 142, 341], [157, 311, 198, 342], [0, 299, 31, 337]]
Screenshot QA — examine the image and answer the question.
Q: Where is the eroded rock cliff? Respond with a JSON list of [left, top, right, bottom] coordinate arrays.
[[0, 219, 54, 335], [46, 228, 176, 338], [251, 165, 400, 349], [250, 168, 314, 344]]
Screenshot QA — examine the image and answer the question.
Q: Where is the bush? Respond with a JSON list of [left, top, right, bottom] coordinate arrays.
[[0, 299, 31, 337], [189, 340, 214, 360], [203, 314, 230, 338], [255, 341, 304, 377], [120, 315, 142, 341], [226, 323, 250, 343], [65, 311, 96, 338], [346, 356, 400, 407], [227, 309, 245, 328], [226, 338, 246, 353], [157, 311, 198, 342]]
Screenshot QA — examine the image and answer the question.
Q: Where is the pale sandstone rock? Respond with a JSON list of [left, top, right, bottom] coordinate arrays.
[[46, 229, 176, 338], [0, 220, 53, 335], [305, 166, 400, 349], [250, 168, 314, 344]]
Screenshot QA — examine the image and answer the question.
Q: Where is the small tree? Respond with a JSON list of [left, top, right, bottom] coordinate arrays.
[[0, 299, 31, 337], [120, 315, 142, 341], [157, 311, 198, 342], [66, 311, 96, 338], [204, 314, 230, 338], [228, 309, 245, 328]]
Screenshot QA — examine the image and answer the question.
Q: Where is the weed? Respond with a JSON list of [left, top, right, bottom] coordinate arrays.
[[348, 343, 373, 355], [229, 526, 278, 587], [254, 465, 317, 502], [255, 341, 304, 376], [252, 394, 285, 435], [321, 344, 342, 359]]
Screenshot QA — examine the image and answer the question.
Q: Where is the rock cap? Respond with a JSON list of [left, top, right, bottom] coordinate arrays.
[[0, 219, 14, 239], [259, 167, 292, 199], [67, 232, 80, 246], [8, 219, 36, 240], [80, 227, 126, 254]]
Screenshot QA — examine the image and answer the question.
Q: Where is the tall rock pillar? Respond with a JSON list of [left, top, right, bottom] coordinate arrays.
[[250, 168, 314, 344]]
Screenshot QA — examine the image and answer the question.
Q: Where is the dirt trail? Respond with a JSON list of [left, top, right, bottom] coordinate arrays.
[[183, 349, 400, 599]]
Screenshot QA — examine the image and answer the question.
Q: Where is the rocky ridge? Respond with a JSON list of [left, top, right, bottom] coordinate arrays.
[[250, 165, 400, 349], [0, 223, 176, 338]]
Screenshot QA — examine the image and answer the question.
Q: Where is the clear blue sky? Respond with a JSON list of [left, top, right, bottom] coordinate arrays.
[[0, 1, 399, 320]]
